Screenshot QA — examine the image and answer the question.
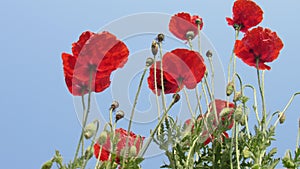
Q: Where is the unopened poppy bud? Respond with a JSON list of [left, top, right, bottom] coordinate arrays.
[[98, 131, 108, 145], [84, 121, 97, 139], [240, 115, 246, 126], [233, 91, 242, 102], [110, 100, 119, 111], [151, 40, 158, 56], [41, 160, 53, 169], [115, 110, 125, 122], [206, 50, 213, 58], [129, 146, 137, 157], [172, 93, 180, 103], [278, 112, 286, 124], [226, 81, 234, 96], [146, 57, 154, 67], [186, 31, 195, 40], [205, 70, 208, 77], [195, 18, 202, 25], [234, 106, 243, 122], [242, 147, 251, 158], [219, 107, 233, 118], [157, 33, 165, 42], [84, 146, 94, 160]]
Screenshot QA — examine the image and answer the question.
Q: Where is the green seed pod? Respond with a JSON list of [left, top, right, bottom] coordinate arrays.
[[151, 40, 158, 56]]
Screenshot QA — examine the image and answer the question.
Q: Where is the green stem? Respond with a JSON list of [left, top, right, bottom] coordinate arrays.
[[158, 42, 167, 111], [274, 92, 300, 127], [235, 122, 241, 169], [153, 55, 161, 120], [243, 84, 260, 124], [256, 58, 266, 128], [297, 118, 300, 149], [138, 96, 177, 157], [73, 71, 93, 167], [184, 88, 195, 118]]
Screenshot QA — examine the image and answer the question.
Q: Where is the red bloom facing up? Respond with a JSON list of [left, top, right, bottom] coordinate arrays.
[[234, 27, 284, 70], [147, 49, 206, 95], [62, 31, 129, 96], [184, 99, 235, 145], [169, 12, 203, 40], [94, 128, 145, 164], [226, 0, 263, 32]]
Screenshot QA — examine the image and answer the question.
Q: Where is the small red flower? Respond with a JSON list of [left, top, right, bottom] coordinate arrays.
[[147, 61, 182, 95], [169, 12, 203, 40], [234, 27, 284, 70], [184, 99, 235, 145], [226, 0, 263, 32], [147, 49, 206, 95], [163, 49, 206, 90], [61, 31, 129, 95], [94, 128, 145, 164]]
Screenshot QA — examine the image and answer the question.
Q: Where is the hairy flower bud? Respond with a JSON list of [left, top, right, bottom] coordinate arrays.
[[186, 31, 195, 40], [84, 121, 98, 139], [278, 112, 286, 124], [146, 57, 154, 67], [151, 40, 158, 56], [172, 93, 181, 103], [234, 106, 243, 122], [84, 146, 94, 160], [226, 81, 234, 96], [41, 160, 53, 169], [129, 146, 137, 157], [233, 91, 242, 102], [110, 100, 119, 111], [98, 131, 108, 145], [157, 33, 165, 42], [206, 50, 213, 58], [115, 110, 125, 122]]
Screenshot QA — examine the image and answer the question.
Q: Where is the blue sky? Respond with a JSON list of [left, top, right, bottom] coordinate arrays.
[[0, 0, 299, 168]]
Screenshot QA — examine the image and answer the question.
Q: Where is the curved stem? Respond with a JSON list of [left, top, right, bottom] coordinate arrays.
[[138, 96, 178, 157], [243, 84, 260, 124], [274, 92, 300, 127], [124, 67, 148, 163]]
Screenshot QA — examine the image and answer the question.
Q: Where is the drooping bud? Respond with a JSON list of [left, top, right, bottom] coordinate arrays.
[[84, 121, 98, 139], [219, 107, 233, 118], [206, 50, 213, 58], [151, 40, 158, 56], [110, 100, 119, 111], [97, 131, 108, 145], [115, 110, 125, 122], [146, 57, 154, 67], [157, 33, 165, 42], [233, 91, 242, 102], [172, 93, 181, 104], [226, 81, 234, 96], [278, 112, 286, 124], [186, 31, 195, 40]]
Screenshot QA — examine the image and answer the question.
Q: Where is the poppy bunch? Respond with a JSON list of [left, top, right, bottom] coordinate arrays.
[[226, 0, 283, 70]]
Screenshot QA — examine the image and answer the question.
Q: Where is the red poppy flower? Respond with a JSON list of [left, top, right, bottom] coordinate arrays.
[[61, 31, 129, 95], [94, 128, 145, 164], [169, 12, 203, 40], [162, 49, 206, 90], [184, 99, 235, 145], [226, 0, 263, 32], [234, 27, 284, 70], [147, 61, 182, 95]]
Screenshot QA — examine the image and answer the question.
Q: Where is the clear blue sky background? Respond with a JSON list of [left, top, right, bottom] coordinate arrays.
[[1, 0, 300, 169]]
